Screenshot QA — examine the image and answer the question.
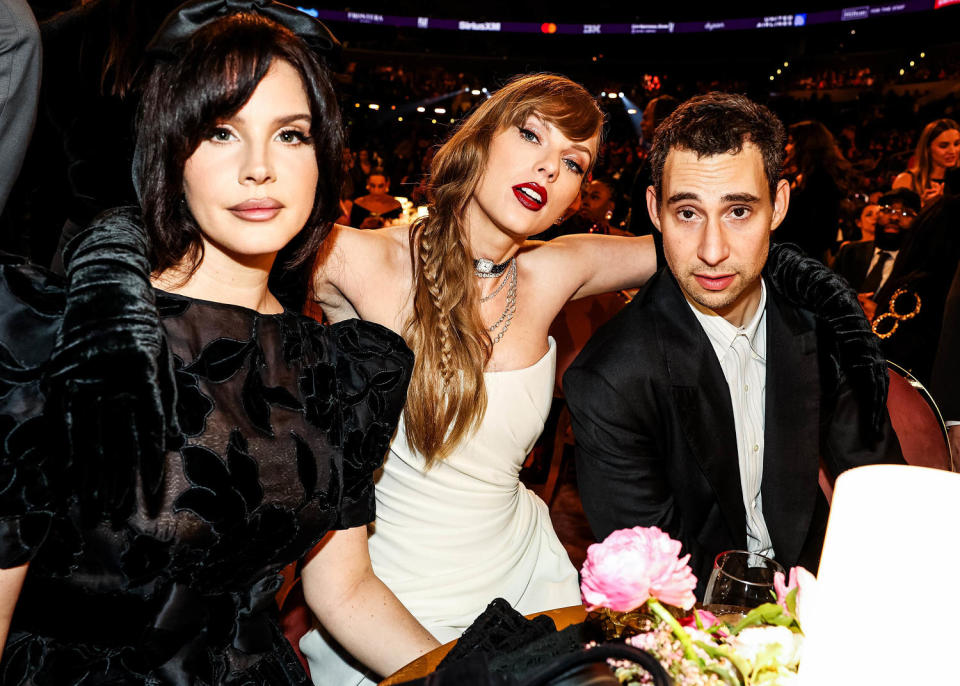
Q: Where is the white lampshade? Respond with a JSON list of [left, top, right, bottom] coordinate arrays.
[[799, 464, 960, 685]]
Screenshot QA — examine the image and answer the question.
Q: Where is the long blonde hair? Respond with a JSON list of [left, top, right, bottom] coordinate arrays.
[[403, 74, 603, 465], [909, 118, 959, 193]]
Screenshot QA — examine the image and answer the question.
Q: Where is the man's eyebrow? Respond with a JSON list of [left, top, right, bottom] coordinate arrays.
[[667, 191, 700, 204], [722, 193, 761, 203]]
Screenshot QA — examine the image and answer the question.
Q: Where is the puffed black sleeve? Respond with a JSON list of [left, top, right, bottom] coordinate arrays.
[[0, 255, 66, 567], [325, 319, 413, 529]]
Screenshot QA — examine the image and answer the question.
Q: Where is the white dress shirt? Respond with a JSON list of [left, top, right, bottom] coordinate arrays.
[[687, 280, 774, 558]]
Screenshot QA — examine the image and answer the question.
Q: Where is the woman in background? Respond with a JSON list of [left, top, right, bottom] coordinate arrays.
[[893, 118, 959, 208], [775, 119, 852, 262]]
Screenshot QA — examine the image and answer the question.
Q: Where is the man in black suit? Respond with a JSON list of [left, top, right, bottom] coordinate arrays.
[[832, 189, 920, 295], [564, 93, 903, 591]]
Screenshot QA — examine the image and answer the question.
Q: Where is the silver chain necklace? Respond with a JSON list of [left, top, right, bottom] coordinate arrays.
[[484, 258, 518, 345], [480, 257, 516, 303]]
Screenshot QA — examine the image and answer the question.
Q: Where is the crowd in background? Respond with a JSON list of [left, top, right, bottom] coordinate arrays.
[[1, 0, 958, 401]]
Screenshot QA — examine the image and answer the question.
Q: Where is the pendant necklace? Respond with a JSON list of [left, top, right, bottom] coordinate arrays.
[[475, 256, 517, 345]]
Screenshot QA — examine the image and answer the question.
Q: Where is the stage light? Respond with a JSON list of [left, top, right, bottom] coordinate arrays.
[[777, 69, 782, 74], [481, 88, 488, 93], [601, 91, 606, 97], [434, 107, 446, 114], [471, 89, 481, 95], [368, 103, 380, 110], [450, 118, 455, 123], [391, 105, 396, 110], [618, 91, 624, 98], [909, 60, 915, 67], [850, 29, 856, 35], [784, 61, 789, 67], [770, 75, 775, 81], [540, 22, 557, 34], [592, 56, 597, 62], [431, 119, 437, 124], [398, 116, 403, 122], [417, 106, 426, 112], [354, 102, 360, 108], [627, 108, 637, 115], [899, 68, 906, 76], [608, 93, 617, 99], [921, 51, 926, 58]]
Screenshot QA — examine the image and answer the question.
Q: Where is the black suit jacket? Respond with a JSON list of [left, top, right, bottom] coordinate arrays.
[[564, 269, 904, 592], [832, 240, 875, 292]]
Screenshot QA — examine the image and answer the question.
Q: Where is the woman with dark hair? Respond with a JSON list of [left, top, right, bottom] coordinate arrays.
[[892, 118, 960, 208], [775, 120, 853, 262], [0, 5, 436, 683], [300, 73, 660, 683]]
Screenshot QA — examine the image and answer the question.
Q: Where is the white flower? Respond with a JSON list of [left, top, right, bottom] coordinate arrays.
[[731, 625, 803, 671]]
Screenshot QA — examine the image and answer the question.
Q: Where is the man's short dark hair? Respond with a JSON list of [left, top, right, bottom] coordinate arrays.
[[649, 92, 786, 206]]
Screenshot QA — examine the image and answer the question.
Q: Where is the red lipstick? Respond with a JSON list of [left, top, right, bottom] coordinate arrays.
[[228, 197, 283, 221], [512, 182, 547, 211]]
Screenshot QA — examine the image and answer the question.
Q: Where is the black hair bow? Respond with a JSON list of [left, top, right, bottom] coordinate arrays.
[[147, 0, 339, 57]]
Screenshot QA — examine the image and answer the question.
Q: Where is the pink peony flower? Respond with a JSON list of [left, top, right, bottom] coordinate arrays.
[[679, 608, 720, 629], [773, 567, 799, 612], [580, 526, 697, 612]]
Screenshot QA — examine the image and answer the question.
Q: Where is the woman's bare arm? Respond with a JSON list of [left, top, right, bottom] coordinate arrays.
[[0, 563, 27, 661], [301, 527, 438, 677], [536, 232, 659, 301], [310, 224, 411, 331]]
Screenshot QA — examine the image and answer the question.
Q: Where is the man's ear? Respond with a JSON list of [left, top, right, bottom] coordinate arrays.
[[645, 186, 662, 232], [770, 178, 791, 232]]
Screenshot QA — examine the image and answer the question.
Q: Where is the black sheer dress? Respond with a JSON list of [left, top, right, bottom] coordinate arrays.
[[0, 258, 412, 685]]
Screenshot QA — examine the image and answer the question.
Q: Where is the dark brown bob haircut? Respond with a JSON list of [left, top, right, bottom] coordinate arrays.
[[135, 12, 344, 277], [649, 92, 786, 206]]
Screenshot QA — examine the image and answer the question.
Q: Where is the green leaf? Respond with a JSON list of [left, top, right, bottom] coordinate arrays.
[[695, 641, 752, 682], [730, 603, 786, 634], [704, 663, 743, 686], [786, 587, 798, 617]]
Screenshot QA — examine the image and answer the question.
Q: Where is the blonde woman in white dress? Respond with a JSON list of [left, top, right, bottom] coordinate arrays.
[[300, 74, 659, 684]]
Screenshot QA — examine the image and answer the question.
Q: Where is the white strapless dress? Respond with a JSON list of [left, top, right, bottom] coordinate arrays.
[[301, 338, 580, 684]]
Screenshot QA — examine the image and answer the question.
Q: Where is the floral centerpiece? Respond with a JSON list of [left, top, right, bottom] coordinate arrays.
[[580, 527, 813, 686]]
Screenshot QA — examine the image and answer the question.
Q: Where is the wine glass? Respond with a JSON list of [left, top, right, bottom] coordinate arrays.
[[703, 550, 785, 619]]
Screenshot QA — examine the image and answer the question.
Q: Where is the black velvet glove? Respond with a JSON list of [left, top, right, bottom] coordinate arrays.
[[43, 207, 179, 525], [764, 242, 888, 438]]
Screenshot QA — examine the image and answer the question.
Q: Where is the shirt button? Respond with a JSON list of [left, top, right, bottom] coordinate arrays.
[[744, 384, 749, 392], [753, 444, 759, 452]]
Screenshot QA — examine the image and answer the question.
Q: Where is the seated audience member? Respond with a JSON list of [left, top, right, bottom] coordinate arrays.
[[854, 201, 881, 243], [581, 177, 617, 225], [775, 120, 852, 263], [628, 95, 679, 236], [892, 118, 959, 208], [931, 261, 960, 459], [872, 192, 960, 385], [832, 189, 919, 296], [347, 169, 403, 229], [0, 0, 40, 219], [564, 92, 904, 592]]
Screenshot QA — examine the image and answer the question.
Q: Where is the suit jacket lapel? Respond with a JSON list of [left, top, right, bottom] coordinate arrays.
[[761, 287, 820, 567], [650, 271, 746, 546]]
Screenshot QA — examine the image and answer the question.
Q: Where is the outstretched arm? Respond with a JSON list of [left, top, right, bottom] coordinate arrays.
[[301, 527, 439, 678], [0, 563, 27, 661], [544, 233, 659, 301]]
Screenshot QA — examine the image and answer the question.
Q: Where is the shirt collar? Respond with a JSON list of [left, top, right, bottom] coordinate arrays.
[[687, 278, 767, 362]]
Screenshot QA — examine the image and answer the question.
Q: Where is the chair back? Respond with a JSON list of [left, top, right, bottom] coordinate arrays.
[[886, 361, 954, 471], [549, 291, 629, 397]]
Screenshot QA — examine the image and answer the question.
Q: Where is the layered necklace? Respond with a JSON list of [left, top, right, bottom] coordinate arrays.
[[474, 256, 517, 345]]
